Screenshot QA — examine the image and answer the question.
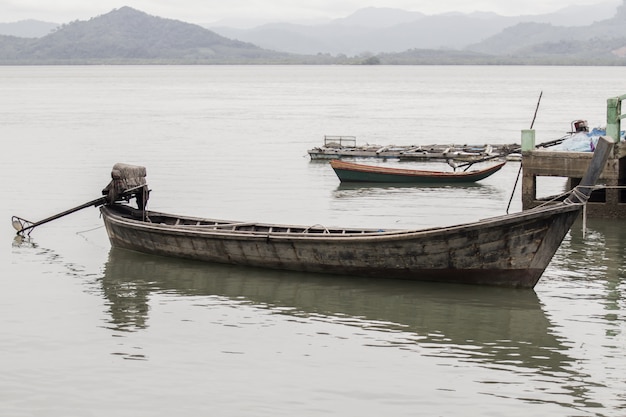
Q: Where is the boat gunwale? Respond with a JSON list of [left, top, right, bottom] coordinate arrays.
[[100, 202, 582, 242]]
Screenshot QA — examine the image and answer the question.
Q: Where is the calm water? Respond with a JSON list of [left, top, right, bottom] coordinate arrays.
[[1, 65, 625, 416]]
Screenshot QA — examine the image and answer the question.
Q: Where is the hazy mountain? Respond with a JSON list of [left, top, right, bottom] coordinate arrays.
[[213, 11, 520, 55], [208, 3, 621, 55], [211, 8, 516, 55], [0, 7, 296, 63], [0, 19, 58, 38], [526, 1, 620, 26], [330, 7, 427, 28], [467, 2, 626, 58], [0, 4, 624, 65]]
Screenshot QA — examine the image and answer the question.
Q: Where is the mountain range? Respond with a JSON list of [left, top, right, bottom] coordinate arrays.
[[0, 3, 625, 64], [209, 3, 622, 55]]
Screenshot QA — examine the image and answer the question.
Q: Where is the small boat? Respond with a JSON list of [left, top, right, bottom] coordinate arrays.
[[330, 159, 506, 183], [13, 136, 611, 289]]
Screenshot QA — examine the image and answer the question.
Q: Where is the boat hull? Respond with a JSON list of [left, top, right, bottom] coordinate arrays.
[[330, 160, 505, 183], [100, 203, 582, 289]]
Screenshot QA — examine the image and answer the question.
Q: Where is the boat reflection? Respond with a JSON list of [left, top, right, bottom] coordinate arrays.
[[100, 247, 573, 375], [331, 181, 499, 206], [551, 218, 626, 323], [334, 180, 485, 193], [552, 218, 626, 284]]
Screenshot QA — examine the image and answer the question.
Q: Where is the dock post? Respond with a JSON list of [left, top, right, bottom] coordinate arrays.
[[606, 96, 622, 143], [521, 129, 535, 152], [520, 129, 536, 208]]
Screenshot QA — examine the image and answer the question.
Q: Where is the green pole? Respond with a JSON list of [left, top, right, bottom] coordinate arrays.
[[606, 97, 621, 143], [521, 129, 535, 152]]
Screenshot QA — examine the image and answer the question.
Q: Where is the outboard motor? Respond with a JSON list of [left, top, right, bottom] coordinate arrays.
[[572, 119, 589, 133], [102, 163, 149, 210]]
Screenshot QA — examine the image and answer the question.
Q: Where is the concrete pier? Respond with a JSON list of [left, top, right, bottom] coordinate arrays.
[[521, 94, 626, 218]]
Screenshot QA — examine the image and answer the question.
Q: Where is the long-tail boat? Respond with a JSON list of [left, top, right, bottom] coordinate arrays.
[[13, 137, 612, 289], [330, 159, 505, 183]]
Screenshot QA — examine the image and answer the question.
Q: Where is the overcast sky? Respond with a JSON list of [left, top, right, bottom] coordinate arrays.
[[1, 0, 620, 26]]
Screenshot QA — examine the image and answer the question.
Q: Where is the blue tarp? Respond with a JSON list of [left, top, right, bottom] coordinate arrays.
[[551, 128, 625, 152]]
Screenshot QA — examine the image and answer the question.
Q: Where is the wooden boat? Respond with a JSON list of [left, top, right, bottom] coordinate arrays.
[[96, 137, 612, 289], [330, 159, 506, 183]]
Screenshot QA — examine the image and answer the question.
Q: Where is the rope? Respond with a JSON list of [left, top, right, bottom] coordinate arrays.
[[76, 224, 105, 235], [563, 188, 590, 205], [535, 183, 626, 208], [535, 184, 608, 208], [536, 184, 617, 239], [593, 185, 626, 189]]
